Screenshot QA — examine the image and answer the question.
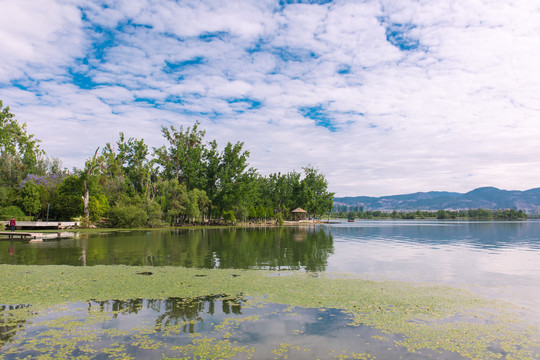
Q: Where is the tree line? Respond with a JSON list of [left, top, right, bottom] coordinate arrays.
[[338, 208, 527, 220], [0, 100, 334, 227]]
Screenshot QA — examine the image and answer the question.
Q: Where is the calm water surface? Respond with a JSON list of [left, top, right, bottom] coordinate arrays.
[[2, 220, 540, 359]]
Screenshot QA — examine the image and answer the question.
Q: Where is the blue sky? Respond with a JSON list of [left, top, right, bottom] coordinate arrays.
[[1, 0, 539, 196]]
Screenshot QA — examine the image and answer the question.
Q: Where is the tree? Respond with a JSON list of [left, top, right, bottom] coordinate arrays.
[[81, 147, 101, 219], [0, 100, 44, 186], [116, 133, 152, 197], [184, 188, 209, 223], [265, 171, 302, 215], [214, 141, 254, 218], [18, 180, 42, 217], [153, 121, 206, 190], [202, 140, 221, 217], [88, 194, 110, 222], [299, 166, 334, 218], [53, 175, 84, 220]]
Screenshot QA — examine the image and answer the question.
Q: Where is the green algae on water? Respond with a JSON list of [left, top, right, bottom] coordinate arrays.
[[1, 265, 539, 359]]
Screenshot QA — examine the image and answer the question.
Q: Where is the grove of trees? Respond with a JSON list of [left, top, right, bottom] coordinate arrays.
[[0, 100, 334, 228]]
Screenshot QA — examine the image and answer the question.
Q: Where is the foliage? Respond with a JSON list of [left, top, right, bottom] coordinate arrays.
[[222, 210, 236, 225], [52, 175, 84, 220], [0, 100, 44, 186], [0, 205, 25, 218], [0, 99, 336, 226], [275, 211, 284, 225], [108, 203, 148, 228], [88, 194, 110, 222], [154, 121, 206, 190], [79, 216, 93, 228], [299, 166, 335, 218], [145, 199, 166, 228], [17, 180, 42, 216]]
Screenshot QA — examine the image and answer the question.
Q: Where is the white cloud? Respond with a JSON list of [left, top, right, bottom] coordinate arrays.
[[1, 0, 540, 196], [0, 0, 86, 82]]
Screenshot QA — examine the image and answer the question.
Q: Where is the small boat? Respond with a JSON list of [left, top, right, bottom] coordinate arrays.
[[347, 218, 355, 222]]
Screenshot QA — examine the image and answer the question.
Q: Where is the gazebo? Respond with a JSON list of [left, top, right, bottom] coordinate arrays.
[[291, 207, 307, 221]]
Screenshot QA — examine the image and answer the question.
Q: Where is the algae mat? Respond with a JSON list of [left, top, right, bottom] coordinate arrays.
[[0, 265, 539, 359]]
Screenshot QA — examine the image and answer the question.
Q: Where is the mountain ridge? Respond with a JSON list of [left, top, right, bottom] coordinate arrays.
[[333, 187, 540, 213]]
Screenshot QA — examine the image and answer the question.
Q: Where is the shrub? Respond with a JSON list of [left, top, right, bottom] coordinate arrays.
[[275, 212, 284, 226], [0, 205, 26, 218], [222, 210, 236, 225], [89, 194, 110, 221], [108, 204, 147, 228], [146, 201, 166, 228]]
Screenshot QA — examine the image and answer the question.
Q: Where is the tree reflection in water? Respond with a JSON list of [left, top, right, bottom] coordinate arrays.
[[88, 295, 243, 333], [0, 304, 31, 347], [0, 226, 335, 270]]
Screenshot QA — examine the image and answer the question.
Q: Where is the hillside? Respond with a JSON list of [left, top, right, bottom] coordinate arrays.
[[334, 187, 540, 213]]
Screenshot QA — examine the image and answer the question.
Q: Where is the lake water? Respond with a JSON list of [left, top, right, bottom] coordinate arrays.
[[2, 220, 540, 359]]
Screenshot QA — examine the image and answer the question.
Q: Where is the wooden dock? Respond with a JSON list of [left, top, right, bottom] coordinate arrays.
[[0, 221, 79, 230], [0, 231, 76, 242], [0, 231, 43, 240]]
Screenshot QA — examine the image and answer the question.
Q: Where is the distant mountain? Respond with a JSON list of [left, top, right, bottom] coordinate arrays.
[[333, 187, 540, 213]]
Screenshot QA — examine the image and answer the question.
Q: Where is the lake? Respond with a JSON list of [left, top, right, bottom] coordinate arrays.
[[1, 220, 540, 359]]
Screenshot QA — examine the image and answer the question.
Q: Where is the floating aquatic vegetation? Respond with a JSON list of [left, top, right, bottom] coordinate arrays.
[[0, 265, 539, 359]]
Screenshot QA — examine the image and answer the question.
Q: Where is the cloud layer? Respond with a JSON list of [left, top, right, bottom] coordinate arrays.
[[1, 0, 539, 196]]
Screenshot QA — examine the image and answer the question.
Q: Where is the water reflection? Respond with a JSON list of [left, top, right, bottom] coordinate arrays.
[[0, 304, 31, 346], [89, 295, 242, 333], [1, 297, 425, 360], [324, 220, 540, 318], [0, 227, 334, 272], [327, 220, 540, 249]]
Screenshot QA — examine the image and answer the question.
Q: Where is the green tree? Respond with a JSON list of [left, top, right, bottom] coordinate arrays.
[[156, 178, 188, 225], [265, 171, 302, 214], [184, 188, 209, 223], [88, 194, 110, 222], [116, 133, 153, 197], [222, 210, 236, 225], [18, 180, 42, 216], [0, 100, 44, 186], [153, 121, 206, 190], [98, 141, 127, 206], [202, 139, 221, 217], [108, 203, 148, 228], [299, 166, 334, 218], [214, 141, 253, 217], [52, 175, 84, 220], [81, 148, 102, 219]]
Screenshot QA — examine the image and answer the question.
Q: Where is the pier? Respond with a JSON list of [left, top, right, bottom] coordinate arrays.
[[0, 231, 43, 240], [1, 221, 79, 230]]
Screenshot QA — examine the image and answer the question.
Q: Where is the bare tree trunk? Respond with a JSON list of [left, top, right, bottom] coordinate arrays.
[[82, 181, 90, 218], [82, 147, 100, 221]]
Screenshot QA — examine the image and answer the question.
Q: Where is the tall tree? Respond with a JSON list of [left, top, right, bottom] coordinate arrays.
[[18, 180, 42, 216], [214, 141, 253, 217], [300, 166, 334, 218], [153, 121, 206, 190], [116, 133, 152, 197], [0, 100, 44, 186], [202, 139, 221, 217]]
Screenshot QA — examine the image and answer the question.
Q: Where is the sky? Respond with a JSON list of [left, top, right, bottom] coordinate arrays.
[[1, 0, 539, 197]]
